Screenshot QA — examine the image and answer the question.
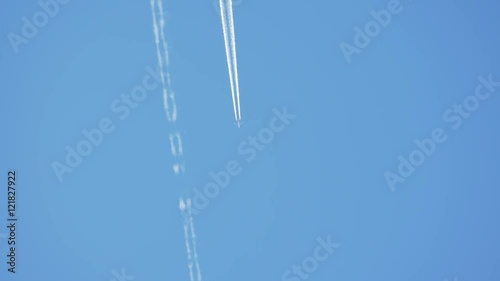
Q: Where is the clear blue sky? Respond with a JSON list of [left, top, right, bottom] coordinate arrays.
[[1, 0, 500, 280]]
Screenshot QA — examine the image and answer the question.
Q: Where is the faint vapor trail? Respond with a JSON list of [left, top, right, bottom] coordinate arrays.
[[183, 223, 195, 281], [150, 0, 176, 122], [187, 199, 202, 281], [157, 0, 170, 66], [157, 0, 177, 121], [150, 0, 168, 117], [169, 132, 183, 156], [219, 0, 239, 122], [180, 199, 195, 281]]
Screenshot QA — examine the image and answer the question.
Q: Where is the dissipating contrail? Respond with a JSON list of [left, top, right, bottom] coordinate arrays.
[[149, 1, 203, 281]]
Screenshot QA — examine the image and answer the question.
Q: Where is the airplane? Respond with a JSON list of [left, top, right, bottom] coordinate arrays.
[[235, 120, 243, 128]]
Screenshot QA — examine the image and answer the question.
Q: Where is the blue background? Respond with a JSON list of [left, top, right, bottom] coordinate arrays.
[[1, 0, 500, 280]]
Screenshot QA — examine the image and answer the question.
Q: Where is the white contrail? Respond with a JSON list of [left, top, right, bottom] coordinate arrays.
[[150, 0, 170, 122], [183, 223, 195, 281], [175, 132, 183, 155], [186, 199, 202, 281], [150, 0, 176, 122], [188, 264, 195, 281], [169, 134, 177, 155], [226, 0, 242, 121], [157, 0, 177, 122], [183, 225, 194, 268], [157, 0, 170, 67], [150, 3, 202, 281], [219, 0, 239, 122], [180, 198, 195, 281], [169, 132, 183, 156], [172, 163, 185, 175]]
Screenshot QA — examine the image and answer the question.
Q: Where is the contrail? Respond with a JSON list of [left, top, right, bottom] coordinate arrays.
[[226, 0, 242, 121], [180, 198, 195, 281], [156, 0, 170, 66], [183, 221, 195, 281], [157, 0, 177, 122], [150, 0, 168, 117], [219, 0, 239, 122], [186, 199, 202, 281], [150, 2, 203, 281], [150, 0, 176, 122], [169, 132, 183, 156]]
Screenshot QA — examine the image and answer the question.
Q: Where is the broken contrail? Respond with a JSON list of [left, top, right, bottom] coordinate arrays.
[[183, 223, 195, 281], [157, 0, 177, 122], [187, 199, 202, 281], [149, 1, 202, 281], [219, 0, 242, 125], [179, 198, 202, 281], [180, 199, 195, 281], [150, 0, 169, 120], [151, 0, 177, 122]]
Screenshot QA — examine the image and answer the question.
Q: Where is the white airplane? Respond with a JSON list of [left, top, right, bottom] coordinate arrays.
[[235, 120, 243, 128]]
